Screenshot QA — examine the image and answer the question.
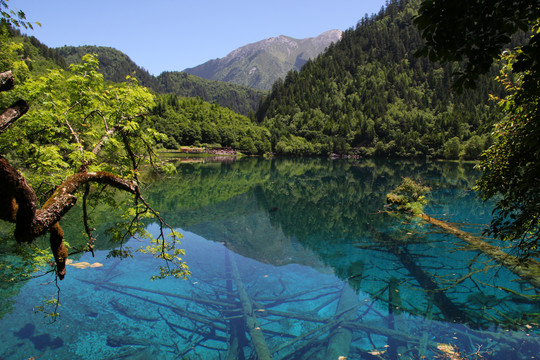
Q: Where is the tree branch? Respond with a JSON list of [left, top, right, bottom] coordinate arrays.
[[35, 171, 139, 235], [91, 126, 116, 156], [1, 153, 140, 279], [0, 100, 29, 134], [0, 70, 15, 91], [0, 71, 29, 134], [0, 156, 38, 243]]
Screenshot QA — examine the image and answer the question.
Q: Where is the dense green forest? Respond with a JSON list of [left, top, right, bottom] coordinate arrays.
[[255, 0, 505, 158], [151, 94, 271, 154], [56, 45, 266, 115], [156, 71, 265, 116], [3, 28, 65, 74]]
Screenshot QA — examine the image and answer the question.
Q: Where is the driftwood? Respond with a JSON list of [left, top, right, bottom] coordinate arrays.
[[273, 319, 339, 356], [418, 214, 540, 289], [88, 280, 229, 335], [224, 246, 246, 360], [388, 244, 472, 323]]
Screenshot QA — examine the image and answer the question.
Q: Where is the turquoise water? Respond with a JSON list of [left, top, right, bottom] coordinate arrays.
[[1, 158, 539, 359]]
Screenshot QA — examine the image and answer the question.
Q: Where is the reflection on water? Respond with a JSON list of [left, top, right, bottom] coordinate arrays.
[[0, 158, 539, 359]]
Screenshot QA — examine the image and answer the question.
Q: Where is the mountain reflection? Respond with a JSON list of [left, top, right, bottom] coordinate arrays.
[[140, 158, 540, 330]]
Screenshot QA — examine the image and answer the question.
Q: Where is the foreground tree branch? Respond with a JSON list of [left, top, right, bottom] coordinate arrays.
[[0, 154, 140, 279], [0, 58, 188, 282]]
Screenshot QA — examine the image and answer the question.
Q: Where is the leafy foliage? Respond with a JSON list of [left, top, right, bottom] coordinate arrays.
[[414, 0, 539, 91], [414, 0, 540, 254], [0, 40, 189, 284], [0, 0, 40, 30], [475, 38, 540, 255], [4, 54, 158, 189], [386, 177, 430, 214]]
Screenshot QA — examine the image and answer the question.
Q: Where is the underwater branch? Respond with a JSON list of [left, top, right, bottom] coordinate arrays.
[[387, 178, 540, 289]]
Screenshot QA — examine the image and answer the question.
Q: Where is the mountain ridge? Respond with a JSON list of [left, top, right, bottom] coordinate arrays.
[[55, 45, 265, 115], [184, 30, 343, 90]]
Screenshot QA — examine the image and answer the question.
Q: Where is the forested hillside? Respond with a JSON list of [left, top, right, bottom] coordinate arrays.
[[6, 0, 514, 159], [151, 95, 271, 154], [156, 71, 265, 116], [56, 45, 161, 88], [5, 27, 66, 74], [256, 0, 504, 158], [55, 46, 265, 115]]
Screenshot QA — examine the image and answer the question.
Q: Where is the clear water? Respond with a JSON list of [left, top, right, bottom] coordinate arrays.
[[1, 158, 539, 359]]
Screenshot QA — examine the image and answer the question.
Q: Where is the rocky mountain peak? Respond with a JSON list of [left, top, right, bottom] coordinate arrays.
[[183, 30, 343, 90]]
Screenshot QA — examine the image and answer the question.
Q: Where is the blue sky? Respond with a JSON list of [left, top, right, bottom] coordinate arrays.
[[10, 0, 388, 75]]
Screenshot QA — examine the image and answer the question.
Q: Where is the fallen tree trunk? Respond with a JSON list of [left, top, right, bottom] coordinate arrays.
[[368, 225, 473, 324], [418, 214, 540, 289], [228, 249, 272, 360], [224, 246, 246, 360], [324, 283, 359, 359]]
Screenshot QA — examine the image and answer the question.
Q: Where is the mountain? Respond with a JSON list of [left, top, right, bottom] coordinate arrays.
[[255, 0, 503, 158], [184, 30, 343, 90], [56, 45, 161, 89], [55, 46, 265, 115], [155, 71, 266, 116]]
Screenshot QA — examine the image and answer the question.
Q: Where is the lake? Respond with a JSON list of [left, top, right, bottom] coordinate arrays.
[[1, 158, 539, 359]]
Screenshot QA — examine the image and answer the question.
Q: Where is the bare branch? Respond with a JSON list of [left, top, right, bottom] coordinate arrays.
[[35, 171, 139, 235], [63, 114, 85, 168], [0, 100, 29, 134], [0, 70, 15, 91], [91, 126, 116, 155]]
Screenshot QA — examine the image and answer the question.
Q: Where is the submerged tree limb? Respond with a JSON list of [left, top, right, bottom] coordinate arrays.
[[324, 283, 360, 359], [418, 213, 540, 289], [227, 249, 273, 360]]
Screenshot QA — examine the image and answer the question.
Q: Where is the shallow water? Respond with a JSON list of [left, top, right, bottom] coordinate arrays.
[[1, 158, 539, 359]]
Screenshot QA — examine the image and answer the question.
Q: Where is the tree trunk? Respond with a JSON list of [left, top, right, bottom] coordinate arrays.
[[418, 214, 540, 289]]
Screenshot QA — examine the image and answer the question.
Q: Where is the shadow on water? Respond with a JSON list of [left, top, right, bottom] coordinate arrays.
[[0, 158, 539, 359]]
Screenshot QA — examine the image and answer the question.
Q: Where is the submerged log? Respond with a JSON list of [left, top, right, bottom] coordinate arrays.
[[418, 214, 540, 289], [224, 247, 247, 360], [369, 227, 473, 324], [82, 279, 236, 308], [387, 244, 472, 324], [228, 249, 272, 360], [324, 283, 360, 359], [387, 277, 408, 359]]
